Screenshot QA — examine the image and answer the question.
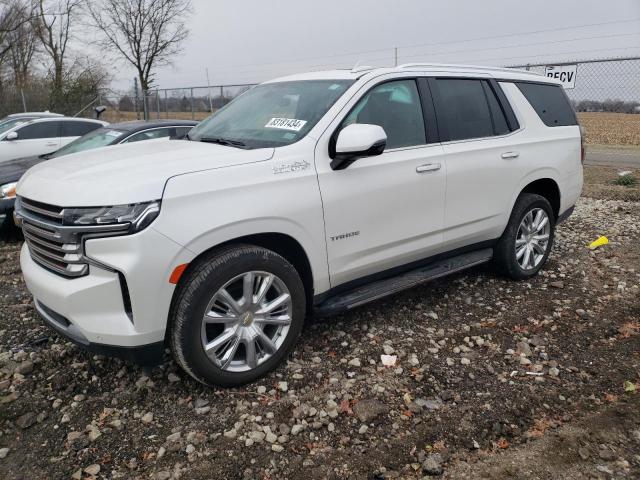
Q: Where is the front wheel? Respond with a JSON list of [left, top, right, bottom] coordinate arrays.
[[169, 245, 306, 387], [493, 193, 555, 280]]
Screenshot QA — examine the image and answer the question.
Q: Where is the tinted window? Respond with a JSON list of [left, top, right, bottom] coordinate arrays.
[[122, 128, 172, 143], [61, 121, 101, 137], [174, 127, 193, 138], [342, 79, 426, 149], [433, 79, 495, 141], [15, 121, 59, 140], [515, 82, 577, 127]]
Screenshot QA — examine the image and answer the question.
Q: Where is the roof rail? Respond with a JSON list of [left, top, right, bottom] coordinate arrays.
[[397, 62, 541, 76]]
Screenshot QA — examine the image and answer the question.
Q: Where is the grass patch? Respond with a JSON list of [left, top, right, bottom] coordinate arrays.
[[614, 174, 637, 187]]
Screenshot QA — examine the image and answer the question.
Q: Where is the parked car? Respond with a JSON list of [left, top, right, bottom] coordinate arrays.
[[0, 112, 63, 137], [0, 117, 107, 164], [14, 64, 583, 387], [0, 120, 197, 234]]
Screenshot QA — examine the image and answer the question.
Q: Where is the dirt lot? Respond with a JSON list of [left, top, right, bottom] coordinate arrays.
[[0, 166, 639, 479]]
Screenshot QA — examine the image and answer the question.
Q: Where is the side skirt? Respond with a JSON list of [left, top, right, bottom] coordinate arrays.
[[313, 244, 495, 316]]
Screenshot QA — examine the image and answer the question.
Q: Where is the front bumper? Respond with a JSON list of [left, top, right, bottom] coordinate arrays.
[[20, 226, 195, 362], [35, 300, 164, 365]]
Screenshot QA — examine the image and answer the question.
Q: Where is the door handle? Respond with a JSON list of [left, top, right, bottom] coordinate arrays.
[[45, 142, 57, 146], [501, 151, 519, 159], [416, 163, 441, 173]]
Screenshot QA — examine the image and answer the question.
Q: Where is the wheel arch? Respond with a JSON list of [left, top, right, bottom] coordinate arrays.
[[520, 177, 561, 219], [168, 232, 316, 328]]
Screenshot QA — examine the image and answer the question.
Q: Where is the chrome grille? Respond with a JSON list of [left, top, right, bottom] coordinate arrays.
[[19, 197, 88, 278]]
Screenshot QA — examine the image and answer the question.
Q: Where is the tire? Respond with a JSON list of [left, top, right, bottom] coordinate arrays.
[[493, 193, 555, 280], [169, 244, 306, 387]]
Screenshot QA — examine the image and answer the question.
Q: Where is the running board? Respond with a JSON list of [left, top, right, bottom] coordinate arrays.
[[315, 248, 493, 316]]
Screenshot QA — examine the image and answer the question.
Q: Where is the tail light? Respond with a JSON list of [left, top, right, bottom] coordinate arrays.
[[579, 126, 586, 164]]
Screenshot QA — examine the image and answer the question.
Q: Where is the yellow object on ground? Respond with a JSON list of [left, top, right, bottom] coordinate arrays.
[[588, 236, 609, 250]]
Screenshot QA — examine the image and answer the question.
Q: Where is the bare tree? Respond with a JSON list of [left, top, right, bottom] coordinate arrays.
[[8, 1, 37, 88], [32, 0, 83, 103], [88, 0, 192, 117]]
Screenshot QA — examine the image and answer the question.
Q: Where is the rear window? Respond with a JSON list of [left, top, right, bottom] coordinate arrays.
[[515, 82, 577, 127], [61, 121, 102, 137]]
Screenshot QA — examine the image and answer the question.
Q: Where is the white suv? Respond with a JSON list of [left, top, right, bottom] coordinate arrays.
[[15, 64, 583, 386]]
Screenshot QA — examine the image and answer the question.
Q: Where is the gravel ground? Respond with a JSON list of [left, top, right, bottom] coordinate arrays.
[[0, 195, 639, 480]]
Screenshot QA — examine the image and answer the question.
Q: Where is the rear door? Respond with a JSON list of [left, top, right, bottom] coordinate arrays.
[[0, 121, 61, 161], [60, 120, 102, 147], [428, 76, 522, 249]]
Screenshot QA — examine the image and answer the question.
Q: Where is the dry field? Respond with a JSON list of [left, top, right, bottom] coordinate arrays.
[[577, 112, 640, 147], [102, 111, 640, 147]]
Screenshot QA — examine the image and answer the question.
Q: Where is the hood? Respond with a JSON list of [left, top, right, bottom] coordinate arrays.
[[0, 155, 45, 184], [17, 140, 274, 206]]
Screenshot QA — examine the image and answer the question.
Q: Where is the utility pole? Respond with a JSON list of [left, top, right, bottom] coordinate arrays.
[[133, 78, 140, 120], [206, 68, 214, 113], [394, 47, 398, 66]]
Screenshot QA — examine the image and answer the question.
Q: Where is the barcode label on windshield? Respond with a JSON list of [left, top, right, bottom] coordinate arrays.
[[265, 117, 307, 132]]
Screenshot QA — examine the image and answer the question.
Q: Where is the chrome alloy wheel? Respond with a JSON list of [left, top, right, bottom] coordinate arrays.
[[515, 208, 551, 270], [201, 271, 292, 372]]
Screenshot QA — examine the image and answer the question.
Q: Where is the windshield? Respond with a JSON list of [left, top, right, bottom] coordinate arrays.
[[49, 128, 125, 158], [0, 117, 33, 135], [189, 80, 354, 149]]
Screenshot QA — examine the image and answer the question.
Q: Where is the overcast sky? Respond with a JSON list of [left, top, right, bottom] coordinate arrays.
[[110, 0, 640, 91]]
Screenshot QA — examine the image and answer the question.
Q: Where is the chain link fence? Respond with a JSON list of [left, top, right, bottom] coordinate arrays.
[[2, 57, 638, 168]]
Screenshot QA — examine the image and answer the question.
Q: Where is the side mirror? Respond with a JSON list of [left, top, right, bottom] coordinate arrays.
[[5, 131, 18, 141], [331, 123, 387, 170]]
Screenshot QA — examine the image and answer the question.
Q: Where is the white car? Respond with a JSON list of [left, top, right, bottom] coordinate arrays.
[[0, 117, 107, 163], [15, 64, 583, 387]]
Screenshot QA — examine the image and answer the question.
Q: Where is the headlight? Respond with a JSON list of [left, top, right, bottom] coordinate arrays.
[[62, 201, 161, 233], [0, 182, 17, 199]]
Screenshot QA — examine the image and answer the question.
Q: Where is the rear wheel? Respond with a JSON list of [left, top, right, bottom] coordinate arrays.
[[493, 193, 555, 280], [169, 245, 306, 387]]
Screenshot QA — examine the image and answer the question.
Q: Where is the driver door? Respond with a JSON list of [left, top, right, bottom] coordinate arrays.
[[315, 78, 446, 287]]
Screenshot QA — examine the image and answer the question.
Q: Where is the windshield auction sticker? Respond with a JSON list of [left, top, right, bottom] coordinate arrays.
[[265, 117, 307, 132]]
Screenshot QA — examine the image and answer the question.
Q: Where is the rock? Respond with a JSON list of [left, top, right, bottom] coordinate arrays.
[[257, 386, 267, 395], [157, 446, 166, 459], [195, 406, 211, 415], [248, 431, 266, 443], [460, 357, 471, 366], [73, 394, 86, 402], [166, 432, 181, 443], [224, 429, 237, 439], [14, 361, 34, 375], [167, 373, 180, 383], [156, 471, 171, 480], [347, 358, 361, 367], [423, 453, 444, 476], [141, 412, 153, 423], [271, 444, 284, 452], [353, 399, 389, 422], [415, 398, 442, 411], [383, 344, 395, 355], [0, 448, 8, 459], [16, 412, 36, 429], [599, 449, 616, 461], [194, 398, 209, 408], [427, 311, 438, 320], [71, 469, 82, 480], [549, 281, 564, 289], [291, 424, 305, 436], [516, 341, 532, 357], [358, 425, 368, 434], [277, 381, 288, 392], [520, 357, 532, 366], [185, 444, 196, 454], [84, 464, 100, 476], [549, 367, 560, 377]]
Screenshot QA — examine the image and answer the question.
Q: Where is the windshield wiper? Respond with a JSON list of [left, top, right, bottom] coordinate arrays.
[[199, 136, 248, 149]]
